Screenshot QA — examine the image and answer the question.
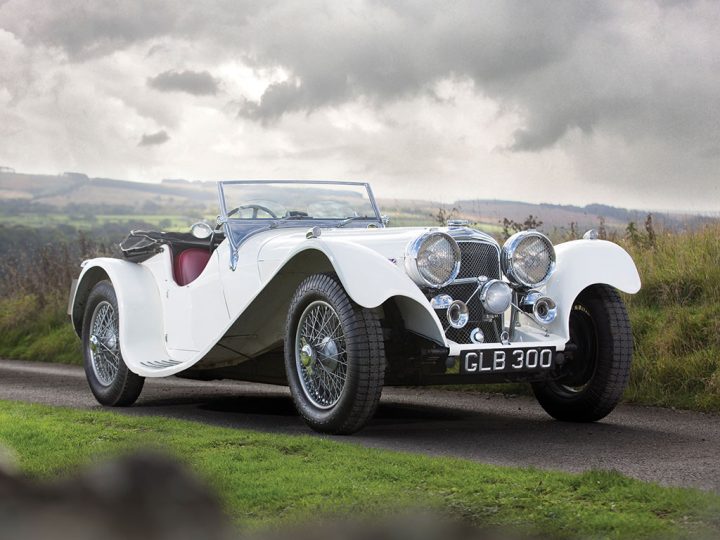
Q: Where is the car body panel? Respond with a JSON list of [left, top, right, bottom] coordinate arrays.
[[71, 257, 173, 373], [540, 239, 641, 341], [69, 182, 641, 382], [70, 227, 449, 377]]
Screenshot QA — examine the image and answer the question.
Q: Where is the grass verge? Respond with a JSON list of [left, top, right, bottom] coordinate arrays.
[[0, 400, 718, 539], [0, 292, 80, 365]]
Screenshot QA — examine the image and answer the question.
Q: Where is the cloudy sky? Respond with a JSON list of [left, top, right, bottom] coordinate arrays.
[[1, 0, 718, 212]]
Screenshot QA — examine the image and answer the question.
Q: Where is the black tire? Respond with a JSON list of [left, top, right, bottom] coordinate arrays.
[[284, 273, 385, 434], [82, 280, 145, 406], [532, 284, 632, 422]]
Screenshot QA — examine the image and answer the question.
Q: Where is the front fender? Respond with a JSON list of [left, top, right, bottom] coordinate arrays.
[[259, 237, 446, 345], [71, 258, 172, 375], [543, 239, 641, 340]]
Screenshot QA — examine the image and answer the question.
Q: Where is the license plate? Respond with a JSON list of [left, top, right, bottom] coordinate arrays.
[[460, 346, 556, 374]]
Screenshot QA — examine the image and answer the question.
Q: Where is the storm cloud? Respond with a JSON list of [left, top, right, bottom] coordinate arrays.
[[147, 69, 219, 96], [138, 130, 170, 146], [0, 0, 718, 211]]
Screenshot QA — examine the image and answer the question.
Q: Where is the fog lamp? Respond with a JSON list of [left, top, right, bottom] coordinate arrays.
[[480, 279, 512, 315]]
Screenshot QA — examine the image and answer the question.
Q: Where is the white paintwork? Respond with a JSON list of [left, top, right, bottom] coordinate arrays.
[[71, 257, 173, 373], [542, 239, 641, 341], [71, 227, 449, 377], [254, 227, 446, 341], [142, 246, 230, 353], [70, 193, 641, 379]]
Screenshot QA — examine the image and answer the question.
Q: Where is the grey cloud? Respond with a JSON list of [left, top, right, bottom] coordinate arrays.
[[1, 0, 718, 208], [148, 69, 219, 95], [0, 0, 264, 59], [230, 0, 720, 157], [234, 1, 609, 124], [0, 1, 178, 59], [138, 130, 170, 146], [6, 1, 716, 153]]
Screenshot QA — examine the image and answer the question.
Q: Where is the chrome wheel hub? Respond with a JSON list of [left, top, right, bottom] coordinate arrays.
[[88, 301, 120, 387], [295, 300, 348, 409], [318, 336, 339, 372]]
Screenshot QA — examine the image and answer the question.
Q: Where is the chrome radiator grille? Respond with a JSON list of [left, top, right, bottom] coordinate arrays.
[[435, 240, 503, 344], [456, 241, 502, 280]]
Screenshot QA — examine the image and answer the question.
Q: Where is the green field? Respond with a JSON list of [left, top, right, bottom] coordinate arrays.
[[0, 212, 211, 231], [0, 400, 717, 538]]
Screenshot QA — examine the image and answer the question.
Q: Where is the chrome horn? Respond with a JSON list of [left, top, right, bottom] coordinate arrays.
[[520, 291, 557, 325]]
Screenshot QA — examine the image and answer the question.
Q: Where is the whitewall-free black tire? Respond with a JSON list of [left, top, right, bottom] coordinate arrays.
[[82, 280, 144, 406], [532, 284, 632, 422], [284, 273, 385, 434]]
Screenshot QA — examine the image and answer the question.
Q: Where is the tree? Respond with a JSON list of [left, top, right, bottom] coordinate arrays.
[[567, 221, 579, 240], [500, 214, 544, 241], [434, 206, 459, 225], [644, 213, 656, 247], [597, 216, 607, 240], [625, 221, 643, 247]]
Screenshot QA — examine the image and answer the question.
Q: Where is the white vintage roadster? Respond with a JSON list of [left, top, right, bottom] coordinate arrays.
[[69, 180, 641, 434]]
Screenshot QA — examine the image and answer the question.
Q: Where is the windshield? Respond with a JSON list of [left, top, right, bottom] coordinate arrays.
[[218, 181, 380, 223]]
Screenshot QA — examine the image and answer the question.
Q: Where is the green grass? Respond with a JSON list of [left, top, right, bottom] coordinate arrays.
[[621, 225, 720, 411], [0, 292, 81, 365], [0, 400, 718, 538]]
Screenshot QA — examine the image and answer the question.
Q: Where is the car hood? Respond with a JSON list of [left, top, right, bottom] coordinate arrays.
[[256, 226, 435, 263]]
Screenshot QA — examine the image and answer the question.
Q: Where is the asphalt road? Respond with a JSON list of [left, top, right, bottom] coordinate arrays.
[[1, 359, 718, 492]]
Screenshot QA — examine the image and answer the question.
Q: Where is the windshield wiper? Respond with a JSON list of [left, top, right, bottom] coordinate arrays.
[[335, 215, 376, 228], [269, 215, 314, 228]]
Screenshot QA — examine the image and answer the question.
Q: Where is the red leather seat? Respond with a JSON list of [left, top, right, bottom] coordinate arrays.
[[173, 248, 211, 286]]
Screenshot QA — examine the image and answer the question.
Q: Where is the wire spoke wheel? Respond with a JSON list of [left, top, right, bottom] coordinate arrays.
[[88, 300, 120, 386], [285, 273, 385, 434], [295, 300, 348, 409], [82, 280, 144, 406]]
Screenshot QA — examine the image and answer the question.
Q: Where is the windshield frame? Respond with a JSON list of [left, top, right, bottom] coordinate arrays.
[[217, 180, 382, 224], [216, 180, 384, 270]]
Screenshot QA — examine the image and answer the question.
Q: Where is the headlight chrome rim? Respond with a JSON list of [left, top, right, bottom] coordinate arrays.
[[501, 231, 556, 288], [405, 231, 461, 288]]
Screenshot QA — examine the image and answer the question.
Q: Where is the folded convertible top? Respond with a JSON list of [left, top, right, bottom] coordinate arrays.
[[119, 230, 215, 262]]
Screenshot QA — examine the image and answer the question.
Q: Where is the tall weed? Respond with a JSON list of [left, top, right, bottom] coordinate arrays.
[[621, 224, 720, 411]]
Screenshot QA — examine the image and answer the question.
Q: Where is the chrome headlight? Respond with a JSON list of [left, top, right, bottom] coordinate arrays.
[[405, 231, 461, 288], [501, 231, 555, 288]]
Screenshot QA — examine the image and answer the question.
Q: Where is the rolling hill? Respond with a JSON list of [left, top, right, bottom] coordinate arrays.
[[1, 170, 715, 233]]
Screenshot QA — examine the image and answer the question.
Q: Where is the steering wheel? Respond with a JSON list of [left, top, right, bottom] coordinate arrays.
[[226, 204, 279, 219]]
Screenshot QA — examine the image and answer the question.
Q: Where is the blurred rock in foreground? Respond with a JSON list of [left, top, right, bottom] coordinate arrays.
[[0, 449, 550, 540], [0, 451, 235, 540]]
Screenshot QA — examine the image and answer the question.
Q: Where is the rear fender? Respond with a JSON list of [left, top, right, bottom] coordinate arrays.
[[543, 240, 641, 340], [70, 258, 171, 374]]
